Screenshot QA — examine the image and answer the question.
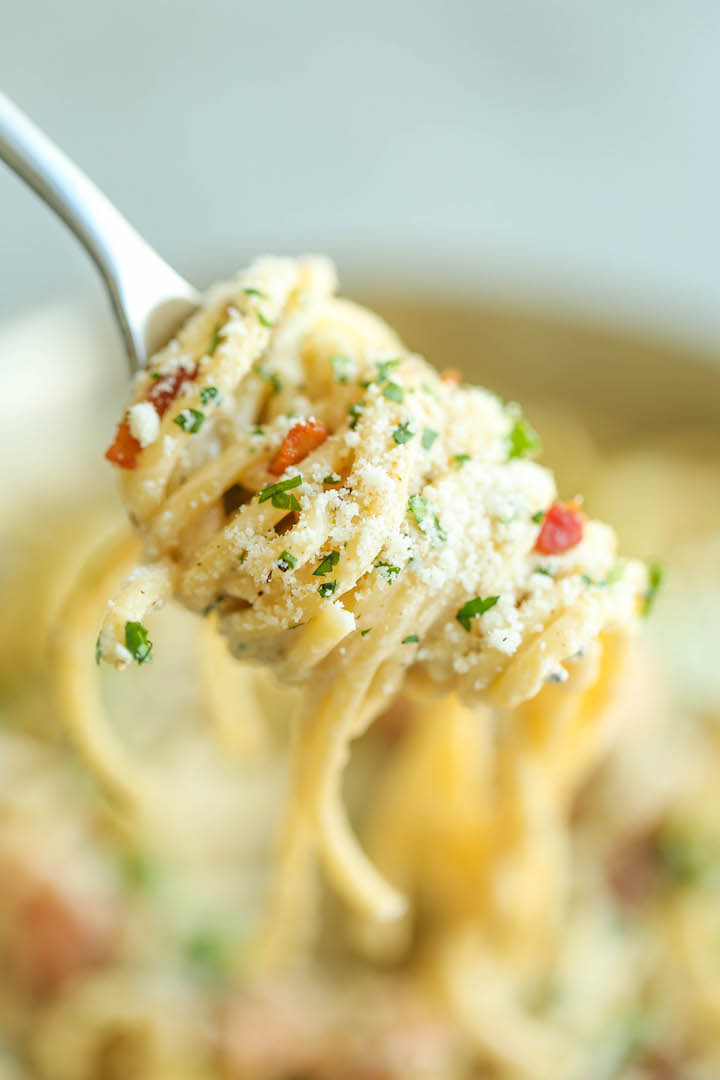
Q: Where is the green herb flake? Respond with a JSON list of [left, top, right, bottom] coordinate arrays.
[[318, 581, 337, 598], [257, 311, 274, 329], [242, 286, 267, 299], [456, 596, 499, 632], [382, 381, 404, 404], [348, 401, 365, 429], [256, 366, 282, 393], [185, 929, 229, 979], [313, 550, 340, 577], [375, 561, 401, 583], [376, 357, 401, 383], [251, 426, 265, 437], [531, 509, 545, 524], [453, 452, 471, 466], [505, 408, 542, 461], [655, 825, 715, 886], [421, 427, 438, 451], [94, 634, 102, 665], [581, 573, 593, 587], [323, 473, 341, 485], [606, 563, 626, 585], [199, 385, 220, 405], [408, 494, 446, 543], [643, 561, 665, 616], [125, 621, 152, 664], [150, 371, 162, 380], [277, 551, 298, 571], [208, 324, 223, 356], [276, 493, 301, 511], [257, 474, 303, 504], [360, 628, 373, 636], [606, 1008, 648, 1072], [535, 566, 554, 577], [421, 381, 439, 400], [402, 634, 419, 644], [408, 494, 428, 526], [173, 408, 205, 434], [392, 421, 415, 445], [331, 354, 351, 383], [121, 849, 157, 891]]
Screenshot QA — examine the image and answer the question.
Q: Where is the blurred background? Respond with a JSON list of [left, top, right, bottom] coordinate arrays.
[[3, 0, 720, 350]]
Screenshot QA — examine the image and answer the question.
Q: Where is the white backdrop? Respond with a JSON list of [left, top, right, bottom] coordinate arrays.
[[2, 0, 720, 352]]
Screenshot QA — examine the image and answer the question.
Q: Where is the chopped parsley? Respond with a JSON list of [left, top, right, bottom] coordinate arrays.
[[184, 929, 229, 979], [277, 551, 297, 571], [607, 563, 626, 584], [360, 628, 373, 636], [208, 323, 223, 355], [643, 561, 665, 616], [408, 494, 447, 542], [199, 385, 220, 405], [349, 402, 365, 429], [313, 550, 340, 576], [242, 286, 267, 299], [375, 561, 401, 583], [331, 354, 351, 383], [150, 370, 162, 380], [456, 595, 499, 632], [655, 824, 716, 886], [382, 381, 404, 404], [421, 381, 439, 399], [402, 634, 419, 644], [392, 421, 415, 445], [257, 474, 303, 512], [257, 311, 274, 329], [453, 452, 471, 466], [535, 566, 554, 577], [408, 494, 427, 524], [421, 427, 438, 451], [173, 407, 205, 433], [125, 621, 152, 664], [531, 509, 545, 524], [323, 473, 341, 485], [251, 426, 265, 437], [255, 366, 282, 393], [121, 848, 157, 891], [318, 581, 337, 598], [94, 634, 102, 665], [505, 408, 541, 461], [376, 357, 401, 383]]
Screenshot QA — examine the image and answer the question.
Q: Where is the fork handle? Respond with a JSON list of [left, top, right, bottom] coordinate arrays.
[[0, 91, 197, 372]]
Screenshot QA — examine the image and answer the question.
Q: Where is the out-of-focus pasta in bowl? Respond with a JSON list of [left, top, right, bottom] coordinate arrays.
[[0, 289, 719, 1079]]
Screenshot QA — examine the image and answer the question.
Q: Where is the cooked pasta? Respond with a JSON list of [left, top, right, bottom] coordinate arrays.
[[2, 283, 720, 1076], [93, 256, 647, 939]]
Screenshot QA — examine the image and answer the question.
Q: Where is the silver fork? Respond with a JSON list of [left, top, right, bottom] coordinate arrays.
[[0, 91, 199, 373]]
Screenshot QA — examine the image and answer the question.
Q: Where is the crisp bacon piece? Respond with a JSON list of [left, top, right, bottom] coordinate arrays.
[[269, 419, 328, 476], [105, 417, 141, 469], [534, 500, 584, 555], [147, 364, 198, 418], [105, 364, 198, 469], [7, 877, 117, 998]]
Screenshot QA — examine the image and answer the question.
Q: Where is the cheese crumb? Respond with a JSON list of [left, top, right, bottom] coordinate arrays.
[[128, 402, 160, 448]]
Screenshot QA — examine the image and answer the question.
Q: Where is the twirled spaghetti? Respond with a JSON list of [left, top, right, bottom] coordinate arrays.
[[95, 256, 647, 932]]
